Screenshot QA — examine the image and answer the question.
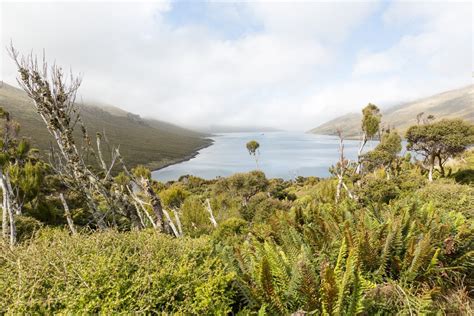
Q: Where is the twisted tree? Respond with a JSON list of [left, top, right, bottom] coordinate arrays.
[[406, 119, 474, 181], [8, 45, 176, 235]]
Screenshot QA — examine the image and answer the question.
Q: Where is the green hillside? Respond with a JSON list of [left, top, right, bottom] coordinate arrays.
[[0, 82, 211, 170], [310, 85, 474, 137]]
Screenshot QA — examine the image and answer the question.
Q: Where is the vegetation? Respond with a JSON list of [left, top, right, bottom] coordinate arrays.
[[356, 103, 381, 174], [406, 119, 474, 181], [246, 140, 261, 169], [0, 82, 211, 171], [1, 49, 473, 314]]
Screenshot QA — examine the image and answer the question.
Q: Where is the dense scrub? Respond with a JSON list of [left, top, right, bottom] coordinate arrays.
[[1, 160, 473, 314], [0, 229, 235, 314]]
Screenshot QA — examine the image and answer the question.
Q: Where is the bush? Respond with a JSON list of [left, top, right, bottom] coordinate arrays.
[[159, 184, 190, 209], [213, 171, 269, 202], [0, 215, 43, 242], [212, 217, 249, 244], [357, 176, 400, 205], [0, 229, 235, 314], [416, 180, 474, 217], [243, 192, 288, 223], [180, 195, 213, 237]]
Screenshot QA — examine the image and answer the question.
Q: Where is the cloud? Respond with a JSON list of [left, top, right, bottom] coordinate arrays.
[[1, 1, 471, 131], [353, 1, 472, 80]]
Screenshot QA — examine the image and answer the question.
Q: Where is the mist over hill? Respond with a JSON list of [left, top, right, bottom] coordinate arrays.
[[309, 85, 474, 138], [0, 82, 211, 170]]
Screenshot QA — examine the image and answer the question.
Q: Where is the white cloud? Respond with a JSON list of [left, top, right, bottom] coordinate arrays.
[[354, 1, 472, 80], [0, 1, 471, 131]]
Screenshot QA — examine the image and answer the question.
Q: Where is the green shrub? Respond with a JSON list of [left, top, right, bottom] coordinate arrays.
[[213, 171, 269, 202], [180, 195, 213, 237], [243, 192, 288, 223], [357, 176, 400, 205], [0, 229, 235, 314], [416, 180, 474, 217], [159, 184, 190, 209], [212, 217, 249, 244]]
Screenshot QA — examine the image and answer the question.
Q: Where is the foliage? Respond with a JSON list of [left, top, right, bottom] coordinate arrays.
[[160, 184, 190, 209], [246, 140, 260, 156], [406, 119, 474, 179], [246, 140, 261, 168], [361, 103, 381, 139], [362, 129, 402, 174], [0, 229, 235, 314]]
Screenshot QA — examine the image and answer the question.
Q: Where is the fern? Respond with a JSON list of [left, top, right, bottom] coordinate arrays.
[[320, 264, 337, 316], [404, 233, 433, 282]]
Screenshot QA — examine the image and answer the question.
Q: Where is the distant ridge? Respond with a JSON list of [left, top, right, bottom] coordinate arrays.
[[202, 125, 282, 133], [0, 82, 211, 170], [309, 85, 474, 138]]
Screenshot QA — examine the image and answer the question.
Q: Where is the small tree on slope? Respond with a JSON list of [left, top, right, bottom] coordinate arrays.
[[356, 104, 381, 175], [405, 119, 474, 181]]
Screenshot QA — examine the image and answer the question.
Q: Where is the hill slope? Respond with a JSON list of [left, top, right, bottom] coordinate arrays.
[[0, 82, 211, 170], [309, 85, 474, 137]]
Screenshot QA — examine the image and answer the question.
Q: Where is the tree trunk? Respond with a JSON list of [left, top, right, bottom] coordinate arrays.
[[437, 154, 445, 177], [140, 177, 171, 234], [355, 134, 367, 175], [336, 175, 343, 203], [205, 198, 218, 228], [8, 200, 16, 246], [335, 130, 347, 204], [1, 175, 8, 240], [59, 193, 77, 235], [162, 209, 180, 237], [1, 173, 15, 245], [174, 210, 183, 236], [428, 154, 435, 182]]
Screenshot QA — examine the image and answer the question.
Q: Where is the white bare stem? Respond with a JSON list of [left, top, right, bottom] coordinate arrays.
[[205, 198, 218, 228], [174, 210, 183, 236], [163, 209, 180, 237], [1, 173, 9, 240], [59, 193, 77, 235]]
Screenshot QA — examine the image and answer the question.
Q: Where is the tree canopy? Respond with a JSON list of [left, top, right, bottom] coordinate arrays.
[[246, 140, 260, 156], [361, 103, 381, 139], [246, 140, 260, 169], [406, 119, 474, 180]]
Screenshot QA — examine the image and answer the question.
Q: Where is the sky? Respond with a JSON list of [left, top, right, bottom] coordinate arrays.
[[1, 0, 473, 131]]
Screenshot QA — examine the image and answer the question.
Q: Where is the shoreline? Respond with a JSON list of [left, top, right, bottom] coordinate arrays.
[[150, 138, 215, 172]]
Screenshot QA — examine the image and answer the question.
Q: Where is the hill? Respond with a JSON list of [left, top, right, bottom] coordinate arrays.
[[309, 84, 474, 137], [0, 82, 212, 170]]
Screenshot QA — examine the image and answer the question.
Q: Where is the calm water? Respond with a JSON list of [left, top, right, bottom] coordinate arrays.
[[152, 132, 378, 181]]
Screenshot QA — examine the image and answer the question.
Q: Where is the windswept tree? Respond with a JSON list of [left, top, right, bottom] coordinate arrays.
[[406, 119, 474, 181], [356, 103, 381, 174], [246, 140, 260, 169], [8, 45, 176, 235], [363, 129, 402, 179]]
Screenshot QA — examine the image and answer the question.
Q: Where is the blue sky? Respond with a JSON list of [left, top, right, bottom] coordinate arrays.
[[2, 0, 472, 130]]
